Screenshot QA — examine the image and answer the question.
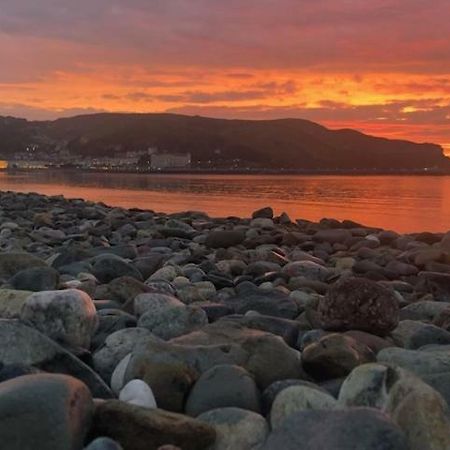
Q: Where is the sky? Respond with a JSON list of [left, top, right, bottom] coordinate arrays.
[[0, 0, 449, 155]]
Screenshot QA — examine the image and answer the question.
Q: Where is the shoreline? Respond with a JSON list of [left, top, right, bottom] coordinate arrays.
[[2, 166, 450, 176], [0, 190, 449, 448]]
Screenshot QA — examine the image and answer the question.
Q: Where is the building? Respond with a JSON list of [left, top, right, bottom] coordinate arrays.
[[150, 152, 191, 169]]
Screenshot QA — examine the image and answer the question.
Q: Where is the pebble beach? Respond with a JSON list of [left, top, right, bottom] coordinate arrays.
[[0, 189, 450, 449]]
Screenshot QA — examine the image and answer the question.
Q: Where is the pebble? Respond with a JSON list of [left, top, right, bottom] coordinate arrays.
[[0, 191, 448, 449]]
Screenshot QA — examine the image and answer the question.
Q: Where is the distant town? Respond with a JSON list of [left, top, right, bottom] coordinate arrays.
[[2, 146, 193, 172]]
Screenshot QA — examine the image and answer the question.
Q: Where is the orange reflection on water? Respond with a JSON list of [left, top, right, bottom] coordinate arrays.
[[0, 172, 449, 233]]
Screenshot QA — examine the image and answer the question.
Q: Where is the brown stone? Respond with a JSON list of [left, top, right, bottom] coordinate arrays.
[[90, 400, 216, 450], [319, 277, 399, 336]]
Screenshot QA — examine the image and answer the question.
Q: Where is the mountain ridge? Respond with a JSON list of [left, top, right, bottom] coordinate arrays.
[[1, 112, 449, 170]]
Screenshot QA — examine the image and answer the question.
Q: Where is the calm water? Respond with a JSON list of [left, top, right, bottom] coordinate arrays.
[[0, 171, 449, 233]]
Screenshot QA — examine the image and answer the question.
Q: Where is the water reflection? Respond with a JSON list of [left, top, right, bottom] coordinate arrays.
[[0, 171, 449, 233]]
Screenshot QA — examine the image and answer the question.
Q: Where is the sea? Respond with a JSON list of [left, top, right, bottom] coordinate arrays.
[[0, 171, 449, 233]]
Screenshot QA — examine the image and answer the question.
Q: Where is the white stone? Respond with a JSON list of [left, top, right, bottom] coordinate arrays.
[[111, 353, 132, 395], [119, 379, 157, 409]]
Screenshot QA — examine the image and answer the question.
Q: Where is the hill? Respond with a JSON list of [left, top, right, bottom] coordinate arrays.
[[1, 113, 449, 170]]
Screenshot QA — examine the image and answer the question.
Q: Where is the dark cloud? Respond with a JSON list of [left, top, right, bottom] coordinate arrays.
[[1, 0, 449, 72]]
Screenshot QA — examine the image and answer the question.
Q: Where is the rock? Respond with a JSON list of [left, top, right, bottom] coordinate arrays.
[[85, 437, 124, 450], [261, 379, 327, 415], [421, 371, 450, 407], [0, 363, 41, 382], [314, 229, 352, 244], [92, 309, 137, 350], [399, 301, 450, 322], [119, 379, 157, 409], [20, 289, 98, 349], [92, 255, 143, 283], [0, 319, 113, 398], [302, 333, 374, 381], [338, 363, 450, 450], [224, 287, 298, 319], [0, 252, 47, 280], [433, 306, 450, 331], [205, 231, 245, 249], [138, 304, 208, 340], [0, 289, 32, 319], [134, 292, 183, 317], [171, 321, 304, 389], [343, 330, 394, 354], [185, 364, 261, 417], [417, 271, 450, 301], [0, 373, 93, 450], [377, 347, 450, 376], [250, 218, 275, 229], [319, 277, 399, 336], [390, 320, 450, 349], [261, 408, 408, 450], [111, 353, 132, 394], [90, 400, 216, 450], [198, 407, 269, 450], [282, 260, 333, 281], [270, 385, 337, 429], [252, 207, 274, 219], [99, 276, 150, 307], [133, 254, 165, 279], [9, 266, 60, 291]]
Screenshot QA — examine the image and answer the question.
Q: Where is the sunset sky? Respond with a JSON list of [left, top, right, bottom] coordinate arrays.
[[1, 0, 449, 155]]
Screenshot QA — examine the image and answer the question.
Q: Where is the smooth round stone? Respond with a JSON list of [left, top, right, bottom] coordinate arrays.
[[90, 400, 216, 450], [134, 293, 183, 317], [0, 252, 47, 280], [198, 407, 269, 450], [0, 373, 93, 450], [93, 327, 153, 382], [270, 385, 337, 429], [85, 437, 123, 450], [138, 304, 208, 340], [119, 379, 157, 409], [20, 288, 98, 349], [261, 408, 408, 450], [262, 379, 327, 416], [91, 255, 143, 283], [9, 266, 60, 291], [302, 333, 374, 381], [185, 364, 261, 417], [390, 320, 450, 349]]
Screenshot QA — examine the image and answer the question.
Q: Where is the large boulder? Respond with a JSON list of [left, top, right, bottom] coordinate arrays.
[[0, 319, 112, 398], [20, 289, 98, 349], [338, 363, 450, 450], [185, 364, 261, 417], [0, 374, 93, 450], [89, 400, 216, 450], [319, 277, 399, 336], [198, 407, 268, 450], [261, 408, 408, 450]]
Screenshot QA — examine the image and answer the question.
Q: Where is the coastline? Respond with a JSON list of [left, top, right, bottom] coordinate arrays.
[[0, 190, 450, 448], [2, 166, 450, 176]]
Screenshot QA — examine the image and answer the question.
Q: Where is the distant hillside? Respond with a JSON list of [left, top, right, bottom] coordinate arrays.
[[1, 113, 449, 170]]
